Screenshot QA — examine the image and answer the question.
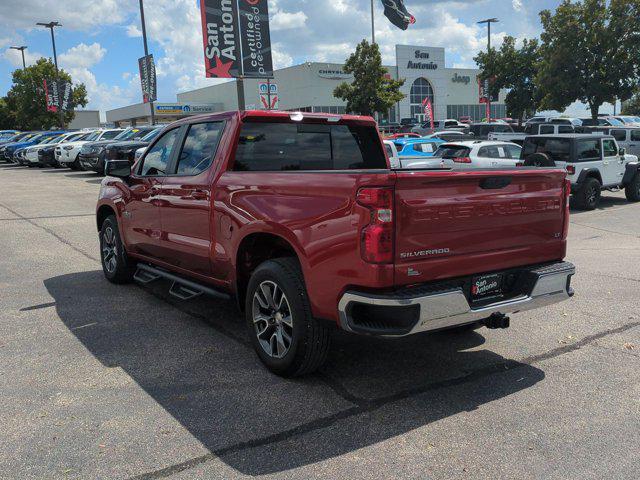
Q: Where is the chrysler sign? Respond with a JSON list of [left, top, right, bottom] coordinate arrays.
[[200, 0, 273, 79]]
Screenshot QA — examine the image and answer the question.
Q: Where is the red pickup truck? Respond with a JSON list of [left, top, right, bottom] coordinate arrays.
[[97, 110, 575, 377]]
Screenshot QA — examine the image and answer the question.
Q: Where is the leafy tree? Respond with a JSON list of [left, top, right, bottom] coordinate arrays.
[[622, 92, 640, 115], [334, 40, 405, 117], [475, 36, 541, 124], [0, 97, 15, 129], [4, 58, 88, 130], [537, 0, 640, 119]]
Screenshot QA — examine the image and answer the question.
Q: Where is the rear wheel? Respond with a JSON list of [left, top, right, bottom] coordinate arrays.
[[572, 177, 601, 210], [625, 172, 640, 202], [100, 215, 135, 284], [245, 258, 331, 377]]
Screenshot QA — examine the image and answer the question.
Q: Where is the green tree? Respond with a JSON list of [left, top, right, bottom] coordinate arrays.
[[334, 40, 405, 117], [622, 93, 640, 115], [537, 0, 640, 119], [475, 36, 541, 124], [4, 58, 88, 130], [0, 97, 15, 129]]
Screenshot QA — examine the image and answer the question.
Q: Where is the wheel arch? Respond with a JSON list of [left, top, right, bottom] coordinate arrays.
[[234, 231, 305, 312], [621, 161, 639, 186], [576, 168, 603, 186], [96, 204, 117, 232]]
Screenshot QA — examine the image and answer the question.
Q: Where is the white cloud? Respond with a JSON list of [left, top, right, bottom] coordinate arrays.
[[59, 43, 106, 70], [270, 11, 307, 31], [2, 47, 46, 68], [126, 24, 142, 38], [512, 0, 524, 12]]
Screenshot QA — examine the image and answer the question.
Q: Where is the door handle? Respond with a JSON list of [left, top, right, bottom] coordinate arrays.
[[189, 190, 208, 200]]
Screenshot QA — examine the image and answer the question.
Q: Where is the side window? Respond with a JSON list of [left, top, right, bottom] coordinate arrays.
[[413, 143, 435, 153], [611, 129, 627, 142], [540, 125, 555, 134], [139, 128, 181, 176], [504, 144, 522, 159], [631, 130, 640, 141], [175, 122, 224, 175], [385, 144, 393, 157], [101, 130, 121, 140], [477, 147, 490, 157], [576, 139, 601, 161], [602, 139, 618, 157], [558, 126, 574, 134]]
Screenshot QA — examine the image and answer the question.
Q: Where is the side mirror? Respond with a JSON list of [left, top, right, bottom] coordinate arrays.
[[619, 147, 626, 156], [105, 159, 132, 178]]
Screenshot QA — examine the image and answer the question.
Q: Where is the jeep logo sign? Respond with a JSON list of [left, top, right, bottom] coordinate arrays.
[[452, 73, 471, 85]]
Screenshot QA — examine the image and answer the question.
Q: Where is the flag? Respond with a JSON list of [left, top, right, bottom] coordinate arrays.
[[422, 97, 434, 130], [381, 0, 415, 31]]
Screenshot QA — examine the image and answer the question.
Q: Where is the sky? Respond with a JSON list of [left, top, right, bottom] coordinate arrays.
[[0, 0, 617, 119]]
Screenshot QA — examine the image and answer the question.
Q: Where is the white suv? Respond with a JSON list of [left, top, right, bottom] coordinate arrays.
[[521, 134, 640, 210], [56, 129, 123, 169], [433, 140, 523, 169]]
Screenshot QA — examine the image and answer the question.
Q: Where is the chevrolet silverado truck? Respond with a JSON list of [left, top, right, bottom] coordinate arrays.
[[97, 110, 575, 377]]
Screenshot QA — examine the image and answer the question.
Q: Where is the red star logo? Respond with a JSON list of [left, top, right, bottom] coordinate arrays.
[[207, 56, 234, 78]]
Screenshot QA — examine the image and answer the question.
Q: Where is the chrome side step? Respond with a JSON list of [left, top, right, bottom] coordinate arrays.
[[134, 263, 230, 301]]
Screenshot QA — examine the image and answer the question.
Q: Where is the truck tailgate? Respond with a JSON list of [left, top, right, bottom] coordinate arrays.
[[394, 169, 567, 285]]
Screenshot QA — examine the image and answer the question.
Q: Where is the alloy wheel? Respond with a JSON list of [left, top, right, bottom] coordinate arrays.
[[102, 226, 118, 273], [252, 281, 293, 359]]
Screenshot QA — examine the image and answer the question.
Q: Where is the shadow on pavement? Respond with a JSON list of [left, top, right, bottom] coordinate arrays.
[[43, 270, 544, 476], [570, 195, 630, 214], [64, 172, 99, 178]]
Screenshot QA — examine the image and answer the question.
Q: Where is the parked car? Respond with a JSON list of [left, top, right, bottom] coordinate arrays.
[[520, 134, 640, 210], [434, 140, 523, 169], [549, 117, 583, 126], [426, 130, 476, 142], [411, 119, 468, 136], [23, 133, 68, 167], [383, 132, 420, 140], [0, 130, 20, 143], [488, 123, 575, 144], [468, 122, 514, 139], [582, 126, 640, 157], [613, 115, 640, 126], [0, 133, 37, 160], [580, 117, 625, 127], [104, 126, 164, 166], [7, 131, 64, 163], [37, 131, 90, 167], [525, 116, 553, 126], [394, 137, 445, 157], [383, 140, 400, 169], [79, 126, 156, 173], [97, 110, 575, 376], [458, 116, 472, 124], [56, 128, 124, 170]]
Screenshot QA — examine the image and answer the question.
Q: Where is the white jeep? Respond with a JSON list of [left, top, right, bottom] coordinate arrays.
[[521, 133, 640, 210]]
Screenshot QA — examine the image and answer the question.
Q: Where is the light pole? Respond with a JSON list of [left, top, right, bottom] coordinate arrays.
[[477, 18, 498, 122], [36, 21, 65, 129], [139, 0, 156, 125], [10, 46, 27, 69], [370, 0, 376, 44]]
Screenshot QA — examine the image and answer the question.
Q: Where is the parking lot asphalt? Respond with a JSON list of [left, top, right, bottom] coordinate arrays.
[[0, 163, 639, 480]]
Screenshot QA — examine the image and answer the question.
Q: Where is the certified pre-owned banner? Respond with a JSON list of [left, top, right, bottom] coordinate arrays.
[[138, 54, 157, 103], [199, 0, 273, 79]]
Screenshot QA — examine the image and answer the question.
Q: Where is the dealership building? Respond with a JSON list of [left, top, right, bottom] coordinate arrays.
[[106, 44, 507, 125]]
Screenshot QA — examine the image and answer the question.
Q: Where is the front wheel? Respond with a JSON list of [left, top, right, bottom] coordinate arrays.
[[245, 258, 331, 377], [625, 172, 640, 202], [100, 215, 135, 284]]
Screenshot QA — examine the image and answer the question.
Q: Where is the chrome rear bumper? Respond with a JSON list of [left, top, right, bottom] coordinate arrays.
[[338, 261, 575, 336]]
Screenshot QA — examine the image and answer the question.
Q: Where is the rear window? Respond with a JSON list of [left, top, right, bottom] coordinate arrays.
[[434, 145, 471, 158], [611, 129, 627, 142], [522, 137, 571, 162], [233, 122, 387, 171]]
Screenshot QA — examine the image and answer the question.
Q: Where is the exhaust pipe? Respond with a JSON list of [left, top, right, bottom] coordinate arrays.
[[484, 313, 510, 329]]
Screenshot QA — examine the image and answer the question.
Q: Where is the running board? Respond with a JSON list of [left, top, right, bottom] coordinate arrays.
[[134, 263, 230, 301]]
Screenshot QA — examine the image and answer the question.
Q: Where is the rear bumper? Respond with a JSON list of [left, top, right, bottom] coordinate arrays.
[[338, 261, 575, 336]]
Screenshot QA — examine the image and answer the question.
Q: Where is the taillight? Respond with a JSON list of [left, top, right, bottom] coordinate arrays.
[[566, 165, 576, 175], [453, 156, 472, 163], [357, 187, 394, 264], [515, 162, 524, 167], [562, 178, 571, 239]]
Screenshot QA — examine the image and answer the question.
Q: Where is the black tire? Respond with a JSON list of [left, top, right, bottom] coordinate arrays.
[[99, 215, 135, 284], [571, 177, 601, 210], [245, 258, 331, 377], [523, 153, 555, 167], [625, 172, 640, 202]]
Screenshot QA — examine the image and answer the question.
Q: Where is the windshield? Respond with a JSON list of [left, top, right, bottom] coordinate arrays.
[[46, 135, 66, 144], [113, 128, 153, 141], [141, 128, 162, 142], [83, 131, 102, 141], [607, 118, 624, 126], [62, 133, 85, 143]]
